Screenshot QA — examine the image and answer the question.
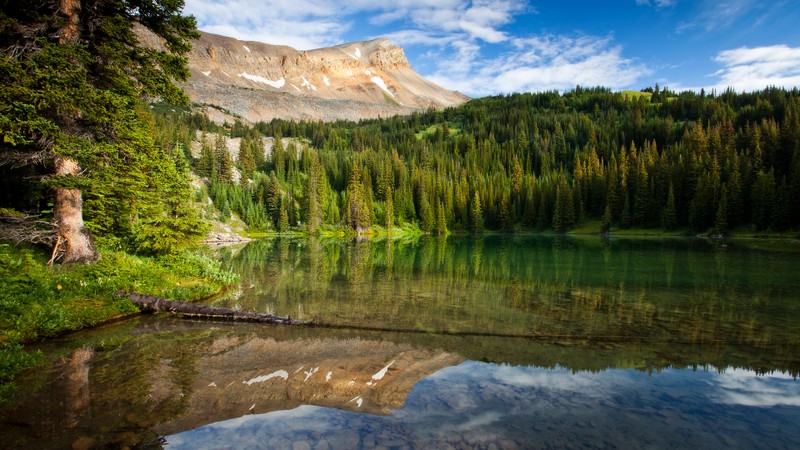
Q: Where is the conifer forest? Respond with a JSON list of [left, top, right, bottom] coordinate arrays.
[[174, 87, 800, 237]]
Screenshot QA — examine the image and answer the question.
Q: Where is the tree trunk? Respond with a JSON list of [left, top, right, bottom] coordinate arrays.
[[123, 291, 304, 325], [59, 0, 81, 44], [54, 156, 98, 263], [51, 0, 97, 263]]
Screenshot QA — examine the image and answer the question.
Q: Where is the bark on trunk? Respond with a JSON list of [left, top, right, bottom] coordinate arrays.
[[59, 0, 81, 44], [121, 291, 304, 325], [52, 1, 97, 263], [54, 156, 98, 263]]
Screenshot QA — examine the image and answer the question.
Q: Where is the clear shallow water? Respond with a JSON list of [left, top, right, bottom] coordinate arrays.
[[2, 235, 799, 449], [215, 235, 800, 350]]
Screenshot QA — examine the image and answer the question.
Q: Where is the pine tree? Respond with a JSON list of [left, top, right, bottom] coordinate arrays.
[[600, 201, 613, 234], [278, 198, 290, 232], [238, 136, 256, 185], [662, 184, 678, 230], [436, 201, 448, 235], [214, 134, 234, 182], [265, 173, 282, 227], [633, 159, 650, 227], [620, 194, 632, 229], [552, 179, 575, 233], [751, 169, 776, 231], [385, 185, 394, 232], [347, 162, 370, 231], [419, 195, 435, 233], [499, 193, 513, 232], [726, 156, 744, 227], [197, 137, 214, 179], [305, 154, 323, 234], [471, 192, 484, 233], [0, 0, 197, 262], [713, 187, 728, 235]]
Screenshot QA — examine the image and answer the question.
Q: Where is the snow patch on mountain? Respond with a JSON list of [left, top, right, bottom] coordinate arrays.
[[371, 76, 394, 97], [238, 72, 285, 88], [301, 76, 317, 91]]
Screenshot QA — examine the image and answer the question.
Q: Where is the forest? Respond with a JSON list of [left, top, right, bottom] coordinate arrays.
[[1, 0, 799, 248], [154, 86, 800, 237]]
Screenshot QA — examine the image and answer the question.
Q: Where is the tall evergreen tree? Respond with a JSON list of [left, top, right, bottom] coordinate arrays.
[[385, 185, 394, 232], [238, 135, 256, 185], [751, 169, 776, 231], [471, 192, 484, 233], [347, 162, 369, 232], [436, 201, 448, 235], [662, 184, 678, 230], [0, 0, 198, 261], [714, 187, 728, 235]]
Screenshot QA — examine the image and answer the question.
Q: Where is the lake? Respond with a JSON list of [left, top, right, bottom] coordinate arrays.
[[2, 235, 799, 449]]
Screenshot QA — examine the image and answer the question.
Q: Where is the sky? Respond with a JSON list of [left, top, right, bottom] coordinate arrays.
[[183, 0, 800, 98]]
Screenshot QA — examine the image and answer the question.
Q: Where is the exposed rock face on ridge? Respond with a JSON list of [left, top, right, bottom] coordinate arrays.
[[179, 31, 470, 123]]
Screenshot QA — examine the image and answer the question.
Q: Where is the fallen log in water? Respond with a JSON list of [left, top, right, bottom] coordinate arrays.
[[118, 291, 303, 325]]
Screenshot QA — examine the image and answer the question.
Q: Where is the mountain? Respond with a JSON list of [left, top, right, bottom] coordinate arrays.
[[171, 30, 469, 123]]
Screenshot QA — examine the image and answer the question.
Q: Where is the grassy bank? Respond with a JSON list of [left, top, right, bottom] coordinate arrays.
[[0, 242, 238, 400]]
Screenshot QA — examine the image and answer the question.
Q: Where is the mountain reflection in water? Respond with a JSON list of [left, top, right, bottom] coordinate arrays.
[[168, 362, 800, 450], [1, 235, 798, 449]]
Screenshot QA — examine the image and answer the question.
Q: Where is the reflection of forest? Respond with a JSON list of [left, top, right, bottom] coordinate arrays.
[[217, 235, 800, 350], [2, 314, 797, 449]]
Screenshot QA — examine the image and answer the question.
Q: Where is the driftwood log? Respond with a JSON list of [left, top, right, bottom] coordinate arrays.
[[118, 291, 303, 325]]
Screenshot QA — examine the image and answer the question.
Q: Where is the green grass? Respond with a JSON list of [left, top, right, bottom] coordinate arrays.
[[415, 124, 461, 140], [566, 220, 687, 236], [0, 242, 238, 400], [620, 90, 652, 101], [383, 92, 400, 107]]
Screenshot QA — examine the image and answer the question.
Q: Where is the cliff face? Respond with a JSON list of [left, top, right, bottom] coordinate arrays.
[[180, 31, 470, 122]]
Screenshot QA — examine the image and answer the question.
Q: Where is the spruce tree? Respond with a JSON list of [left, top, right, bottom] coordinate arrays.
[[278, 198, 290, 232], [662, 184, 678, 230], [238, 136, 256, 185], [471, 192, 484, 233], [600, 202, 613, 234], [714, 187, 728, 235], [385, 185, 394, 232], [0, 0, 197, 262], [751, 169, 776, 231], [347, 162, 370, 231], [436, 201, 448, 235]]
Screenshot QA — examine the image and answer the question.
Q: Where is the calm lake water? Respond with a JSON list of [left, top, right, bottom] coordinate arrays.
[[2, 235, 799, 449]]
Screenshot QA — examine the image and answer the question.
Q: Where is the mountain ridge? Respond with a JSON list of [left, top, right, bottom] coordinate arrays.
[[164, 30, 470, 123]]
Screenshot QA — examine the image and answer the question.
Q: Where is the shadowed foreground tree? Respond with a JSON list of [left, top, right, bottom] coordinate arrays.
[[0, 0, 199, 262]]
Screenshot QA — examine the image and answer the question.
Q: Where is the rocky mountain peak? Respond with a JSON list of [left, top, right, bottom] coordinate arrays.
[[142, 27, 469, 123]]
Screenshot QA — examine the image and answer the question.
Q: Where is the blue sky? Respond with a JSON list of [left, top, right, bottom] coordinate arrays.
[[184, 0, 800, 97]]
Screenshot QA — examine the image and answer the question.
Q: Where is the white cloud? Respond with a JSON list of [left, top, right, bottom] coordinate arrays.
[[185, 0, 349, 48], [185, 0, 524, 49], [635, 0, 676, 8], [429, 33, 651, 96], [676, 0, 757, 34], [184, 1, 649, 96], [708, 45, 800, 92], [710, 368, 800, 407]]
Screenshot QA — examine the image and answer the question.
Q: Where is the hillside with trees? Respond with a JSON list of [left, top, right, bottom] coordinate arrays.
[[172, 86, 800, 236]]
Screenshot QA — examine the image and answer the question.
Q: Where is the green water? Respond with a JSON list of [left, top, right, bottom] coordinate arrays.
[[2, 235, 799, 449], [215, 235, 800, 351]]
